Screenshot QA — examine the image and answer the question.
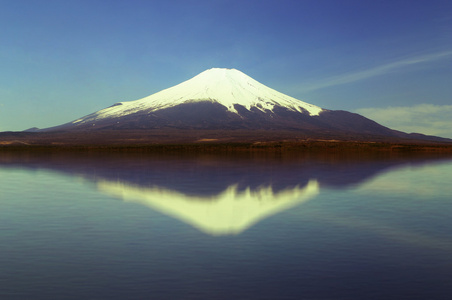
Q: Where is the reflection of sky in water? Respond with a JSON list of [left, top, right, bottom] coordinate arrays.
[[356, 161, 452, 197], [314, 160, 452, 254]]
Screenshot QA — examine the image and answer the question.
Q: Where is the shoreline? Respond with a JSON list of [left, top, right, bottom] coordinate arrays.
[[1, 129, 451, 154], [2, 140, 452, 154]]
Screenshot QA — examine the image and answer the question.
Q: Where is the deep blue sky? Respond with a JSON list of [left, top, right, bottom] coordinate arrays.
[[1, 0, 451, 137]]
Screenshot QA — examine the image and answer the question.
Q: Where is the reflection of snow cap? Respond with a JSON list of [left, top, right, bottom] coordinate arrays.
[[97, 179, 319, 236]]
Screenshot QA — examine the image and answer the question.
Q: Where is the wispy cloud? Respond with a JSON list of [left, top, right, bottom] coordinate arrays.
[[300, 51, 452, 92], [355, 104, 452, 138]]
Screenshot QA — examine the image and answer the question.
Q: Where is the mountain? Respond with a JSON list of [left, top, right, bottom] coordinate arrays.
[[47, 68, 322, 130], [38, 68, 449, 143]]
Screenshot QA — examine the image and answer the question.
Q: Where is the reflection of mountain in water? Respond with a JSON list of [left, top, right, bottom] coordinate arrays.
[[1, 151, 451, 235], [98, 180, 319, 235]]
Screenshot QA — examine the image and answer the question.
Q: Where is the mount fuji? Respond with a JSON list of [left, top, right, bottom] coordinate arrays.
[[39, 68, 448, 143]]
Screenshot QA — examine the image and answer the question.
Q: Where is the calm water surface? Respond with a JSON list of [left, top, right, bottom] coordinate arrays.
[[0, 151, 451, 300]]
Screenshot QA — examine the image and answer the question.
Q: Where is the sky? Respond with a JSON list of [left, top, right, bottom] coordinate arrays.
[[1, 0, 451, 138]]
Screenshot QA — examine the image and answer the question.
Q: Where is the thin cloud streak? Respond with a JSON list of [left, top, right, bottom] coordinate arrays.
[[300, 51, 452, 92]]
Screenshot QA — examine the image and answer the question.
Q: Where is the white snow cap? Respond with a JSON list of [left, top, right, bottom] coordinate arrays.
[[87, 68, 323, 121]]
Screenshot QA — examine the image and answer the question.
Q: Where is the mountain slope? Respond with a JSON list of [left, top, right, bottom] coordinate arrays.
[[41, 68, 450, 143], [46, 68, 325, 131], [65, 68, 322, 129]]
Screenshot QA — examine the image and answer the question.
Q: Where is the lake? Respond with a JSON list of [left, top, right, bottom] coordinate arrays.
[[0, 150, 451, 300]]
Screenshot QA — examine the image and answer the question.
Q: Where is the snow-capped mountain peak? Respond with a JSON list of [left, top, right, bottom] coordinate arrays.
[[75, 68, 323, 123], [41, 68, 449, 143]]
